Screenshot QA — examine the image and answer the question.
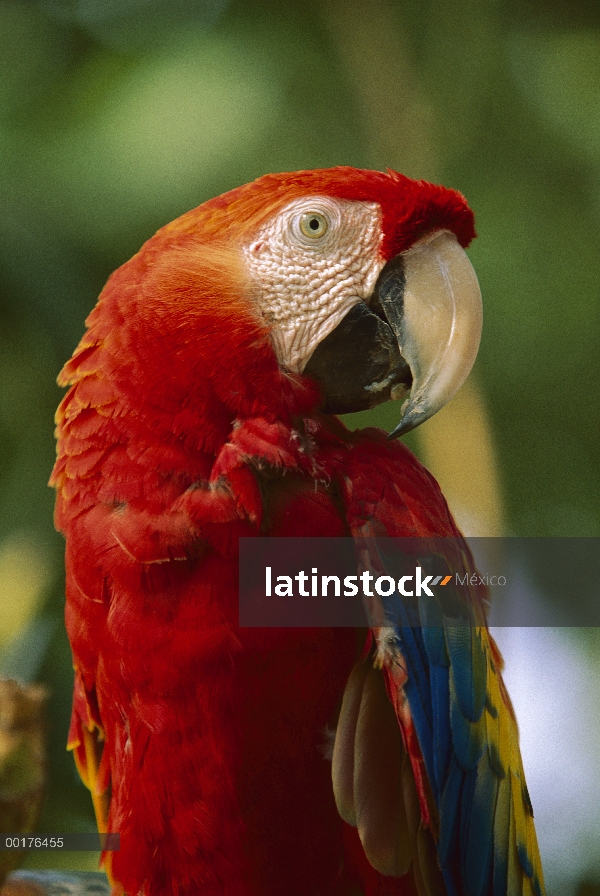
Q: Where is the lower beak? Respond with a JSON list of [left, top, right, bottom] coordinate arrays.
[[303, 231, 482, 438]]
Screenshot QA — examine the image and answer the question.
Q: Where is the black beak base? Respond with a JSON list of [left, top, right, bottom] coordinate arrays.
[[303, 257, 411, 416]]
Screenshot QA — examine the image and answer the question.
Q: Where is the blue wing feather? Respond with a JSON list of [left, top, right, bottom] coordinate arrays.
[[445, 625, 487, 723], [449, 664, 486, 771], [438, 756, 463, 866], [430, 662, 452, 795], [492, 774, 511, 896], [458, 766, 478, 871], [369, 540, 545, 896], [464, 749, 498, 896]]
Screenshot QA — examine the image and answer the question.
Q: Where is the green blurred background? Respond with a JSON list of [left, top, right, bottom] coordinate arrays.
[[0, 0, 599, 892]]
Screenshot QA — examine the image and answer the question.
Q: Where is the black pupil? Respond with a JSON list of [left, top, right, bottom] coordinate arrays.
[[309, 218, 320, 230]]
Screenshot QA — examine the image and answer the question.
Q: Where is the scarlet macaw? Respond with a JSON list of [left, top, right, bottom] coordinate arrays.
[[51, 168, 544, 896]]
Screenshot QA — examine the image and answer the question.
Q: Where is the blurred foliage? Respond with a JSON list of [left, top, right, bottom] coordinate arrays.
[[0, 679, 47, 888], [0, 0, 598, 890]]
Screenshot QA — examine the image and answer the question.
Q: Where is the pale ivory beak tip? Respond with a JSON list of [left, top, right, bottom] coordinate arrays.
[[388, 231, 483, 439], [387, 403, 425, 439]]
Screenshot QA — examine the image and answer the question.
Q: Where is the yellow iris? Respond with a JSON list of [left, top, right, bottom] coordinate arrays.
[[299, 212, 328, 239]]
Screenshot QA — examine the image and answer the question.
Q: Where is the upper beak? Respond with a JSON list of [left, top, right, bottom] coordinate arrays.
[[374, 230, 483, 438], [303, 230, 482, 438]]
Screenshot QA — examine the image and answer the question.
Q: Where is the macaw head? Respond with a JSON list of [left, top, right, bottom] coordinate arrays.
[[234, 167, 481, 437], [70, 167, 481, 441]]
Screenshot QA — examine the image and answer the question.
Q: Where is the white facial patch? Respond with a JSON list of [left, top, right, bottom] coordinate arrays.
[[243, 197, 383, 373]]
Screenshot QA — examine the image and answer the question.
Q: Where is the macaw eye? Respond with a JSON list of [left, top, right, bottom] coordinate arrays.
[[286, 198, 340, 249], [299, 212, 329, 239]]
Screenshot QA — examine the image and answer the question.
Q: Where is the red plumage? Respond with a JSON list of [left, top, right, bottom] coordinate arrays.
[[51, 168, 476, 895]]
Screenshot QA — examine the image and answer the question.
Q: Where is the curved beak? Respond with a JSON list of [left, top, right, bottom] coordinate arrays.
[[374, 230, 483, 438], [303, 230, 482, 436]]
